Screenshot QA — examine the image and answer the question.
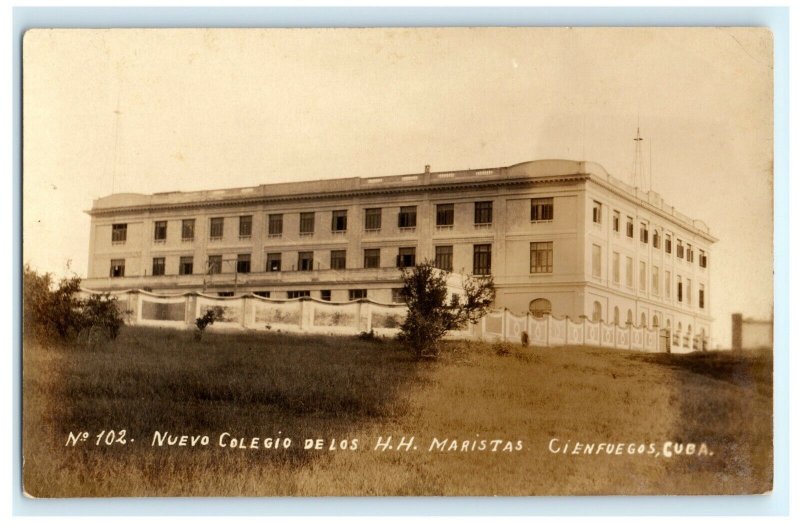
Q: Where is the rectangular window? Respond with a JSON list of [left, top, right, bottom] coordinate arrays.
[[268, 214, 283, 237], [665, 271, 672, 299], [653, 230, 661, 249], [391, 288, 406, 304], [639, 261, 647, 292], [591, 244, 602, 278], [592, 201, 602, 224], [397, 247, 416, 268], [239, 215, 252, 238], [686, 278, 692, 305], [287, 290, 310, 299], [237, 254, 251, 274], [474, 201, 493, 225], [364, 208, 382, 230], [473, 244, 492, 275], [612, 252, 620, 284], [531, 198, 554, 221], [398, 206, 417, 228], [112, 223, 127, 243], [331, 210, 347, 232], [298, 251, 314, 271], [677, 239, 685, 259], [612, 210, 620, 232], [363, 248, 380, 269], [266, 253, 281, 272], [349, 289, 367, 301], [299, 212, 315, 235], [652, 265, 660, 295], [255, 291, 270, 298], [181, 219, 195, 241], [207, 255, 222, 274], [179, 256, 193, 275], [525, 242, 552, 274], [625, 257, 633, 287], [687, 244, 694, 263], [330, 250, 346, 270], [639, 222, 649, 243], [152, 257, 165, 276], [154, 221, 167, 242], [677, 275, 683, 302], [436, 203, 454, 226], [699, 284, 705, 309], [110, 259, 125, 277], [434, 245, 453, 271], [320, 290, 331, 302], [626, 216, 634, 238], [217, 292, 234, 298], [665, 233, 672, 254], [209, 217, 224, 240], [699, 250, 708, 268]]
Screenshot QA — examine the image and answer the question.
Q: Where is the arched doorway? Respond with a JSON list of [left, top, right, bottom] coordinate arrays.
[[592, 301, 602, 322], [529, 298, 552, 318]]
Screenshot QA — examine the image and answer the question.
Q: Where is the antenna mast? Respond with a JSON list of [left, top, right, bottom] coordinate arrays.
[[632, 126, 645, 189]]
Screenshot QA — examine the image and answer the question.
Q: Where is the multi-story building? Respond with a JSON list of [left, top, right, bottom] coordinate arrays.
[[83, 159, 715, 349]]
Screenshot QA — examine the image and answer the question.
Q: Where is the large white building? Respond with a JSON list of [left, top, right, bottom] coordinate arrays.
[[83, 159, 715, 350]]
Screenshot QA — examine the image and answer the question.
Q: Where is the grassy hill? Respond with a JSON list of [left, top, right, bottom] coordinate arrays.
[[23, 327, 772, 496]]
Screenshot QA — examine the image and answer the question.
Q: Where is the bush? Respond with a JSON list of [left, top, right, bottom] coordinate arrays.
[[194, 307, 224, 341]]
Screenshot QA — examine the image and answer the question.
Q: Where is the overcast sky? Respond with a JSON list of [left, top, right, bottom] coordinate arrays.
[[22, 27, 773, 347]]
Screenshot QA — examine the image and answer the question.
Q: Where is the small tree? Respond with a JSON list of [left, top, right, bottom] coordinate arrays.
[[398, 260, 495, 358], [194, 307, 222, 341]]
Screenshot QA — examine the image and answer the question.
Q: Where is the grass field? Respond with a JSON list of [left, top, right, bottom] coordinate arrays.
[[22, 327, 772, 497]]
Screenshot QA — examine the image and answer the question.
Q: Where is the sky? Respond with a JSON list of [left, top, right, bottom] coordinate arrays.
[[22, 27, 774, 347]]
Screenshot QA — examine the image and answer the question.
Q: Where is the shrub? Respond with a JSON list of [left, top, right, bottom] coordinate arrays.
[[194, 307, 224, 341]]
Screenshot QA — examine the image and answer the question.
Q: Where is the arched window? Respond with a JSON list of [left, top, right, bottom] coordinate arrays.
[[529, 298, 552, 318], [687, 324, 692, 336], [666, 319, 671, 329], [592, 301, 602, 322], [640, 313, 647, 328], [677, 322, 682, 333], [652, 315, 660, 327], [613, 306, 620, 325], [626, 309, 633, 325]]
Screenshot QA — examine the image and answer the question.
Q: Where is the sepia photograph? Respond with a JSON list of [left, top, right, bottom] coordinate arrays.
[[21, 26, 774, 497]]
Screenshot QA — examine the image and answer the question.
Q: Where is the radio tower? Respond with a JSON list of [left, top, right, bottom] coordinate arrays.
[[632, 126, 645, 189]]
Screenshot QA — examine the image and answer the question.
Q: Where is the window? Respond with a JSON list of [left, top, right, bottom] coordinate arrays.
[[625, 257, 633, 287], [181, 219, 195, 241], [154, 221, 167, 242], [320, 290, 331, 302], [614, 307, 620, 325], [473, 244, 492, 275], [639, 222, 649, 243], [218, 292, 234, 298], [110, 259, 125, 277], [239, 215, 252, 238], [677, 276, 683, 302], [398, 206, 417, 228], [612, 252, 620, 284], [331, 210, 347, 232], [686, 278, 692, 305], [152, 257, 165, 276], [639, 261, 647, 292], [330, 250, 346, 270], [298, 251, 314, 271], [474, 201, 493, 225], [436, 204, 454, 226], [299, 212, 315, 235], [209, 217, 224, 240], [434, 245, 453, 271], [364, 208, 381, 230], [640, 313, 647, 328], [179, 256, 193, 275], [677, 239, 684, 258], [207, 255, 222, 274], [652, 265, 660, 295], [268, 214, 283, 237], [392, 288, 406, 304], [397, 247, 416, 268], [266, 253, 281, 272], [530, 242, 553, 274], [287, 290, 310, 299], [612, 210, 620, 232], [592, 201, 602, 224], [591, 244, 602, 278], [686, 244, 694, 263], [653, 230, 660, 249], [529, 298, 552, 318], [653, 314, 660, 328], [255, 291, 270, 298], [699, 284, 705, 309], [626, 309, 633, 325], [665, 233, 672, 254], [699, 250, 708, 268], [364, 248, 380, 269], [626, 216, 634, 238], [349, 289, 367, 301], [237, 254, 251, 274], [592, 301, 602, 323], [665, 271, 672, 299], [112, 223, 127, 243], [531, 198, 554, 221]]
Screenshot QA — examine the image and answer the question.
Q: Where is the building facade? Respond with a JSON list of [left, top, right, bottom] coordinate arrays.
[[83, 159, 715, 349]]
